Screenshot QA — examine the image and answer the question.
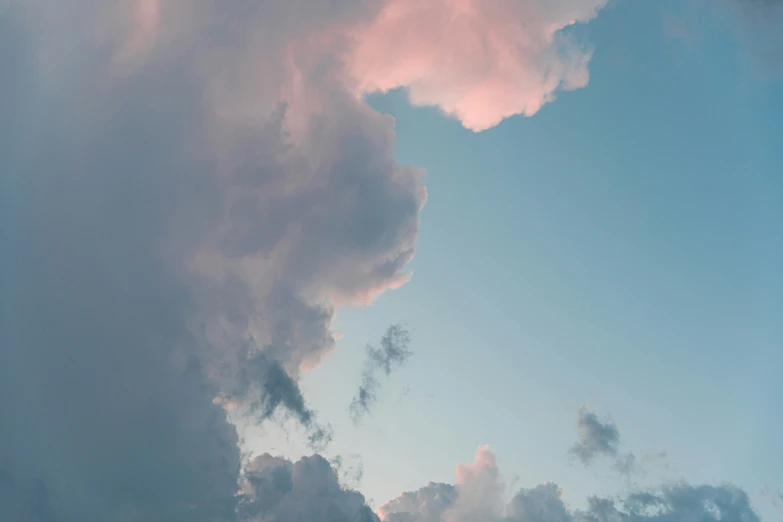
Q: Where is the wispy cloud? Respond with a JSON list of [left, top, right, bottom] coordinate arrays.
[[237, 453, 378, 522], [350, 324, 413, 424], [570, 407, 621, 464]]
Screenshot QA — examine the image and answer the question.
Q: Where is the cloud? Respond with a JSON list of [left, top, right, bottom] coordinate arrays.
[[569, 408, 622, 466], [345, 0, 609, 131], [379, 446, 760, 522], [1, 0, 424, 519], [0, 470, 58, 522], [506, 484, 572, 522], [379, 483, 458, 522], [567, 407, 638, 475], [236, 453, 378, 522], [350, 324, 413, 423]]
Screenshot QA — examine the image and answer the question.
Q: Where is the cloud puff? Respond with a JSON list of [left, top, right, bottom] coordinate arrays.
[[379, 446, 760, 522], [379, 483, 458, 522], [346, 0, 609, 131], [569, 408, 620, 463], [0, 470, 58, 522], [350, 324, 413, 423], [237, 453, 378, 522]]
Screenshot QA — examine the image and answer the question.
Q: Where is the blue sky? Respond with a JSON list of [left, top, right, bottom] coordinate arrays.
[[2, 0, 780, 521], [288, 0, 783, 518]]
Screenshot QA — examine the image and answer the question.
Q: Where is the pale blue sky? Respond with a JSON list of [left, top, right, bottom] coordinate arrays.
[[270, 0, 783, 518]]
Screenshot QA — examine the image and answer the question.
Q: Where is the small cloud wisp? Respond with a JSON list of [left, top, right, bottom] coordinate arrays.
[[350, 324, 413, 424]]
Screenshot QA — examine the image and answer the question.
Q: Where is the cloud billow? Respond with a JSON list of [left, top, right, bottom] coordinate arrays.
[[379, 446, 760, 522], [1, 0, 424, 519]]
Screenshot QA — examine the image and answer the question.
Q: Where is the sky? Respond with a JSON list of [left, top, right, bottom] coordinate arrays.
[[0, 1, 781, 522]]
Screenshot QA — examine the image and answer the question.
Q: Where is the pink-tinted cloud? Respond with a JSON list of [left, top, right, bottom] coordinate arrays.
[[118, 0, 160, 64], [346, 0, 608, 131], [380, 445, 760, 522]]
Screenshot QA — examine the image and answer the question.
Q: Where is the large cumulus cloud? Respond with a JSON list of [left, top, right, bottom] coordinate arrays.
[[350, 324, 413, 423], [569, 407, 636, 474], [1, 0, 423, 519]]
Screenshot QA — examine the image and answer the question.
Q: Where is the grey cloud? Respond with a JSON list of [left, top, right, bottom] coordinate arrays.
[[349, 324, 413, 424], [1, 13, 242, 520], [0, 0, 424, 520], [569, 408, 622, 465], [380, 483, 458, 522], [248, 350, 334, 451], [612, 453, 637, 476], [568, 408, 637, 475], [379, 447, 760, 522], [237, 453, 379, 522]]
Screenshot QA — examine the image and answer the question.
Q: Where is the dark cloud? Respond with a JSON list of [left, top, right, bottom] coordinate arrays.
[[569, 408, 621, 464], [569, 408, 638, 475], [0, 0, 424, 520], [1, 13, 242, 519], [379, 447, 760, 522], [0, 470, 59, 522], [508, 484, 574, 522], [0, 1, 764, 521], [379, 483, 458, 522], [349, 324, 413, 424]]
